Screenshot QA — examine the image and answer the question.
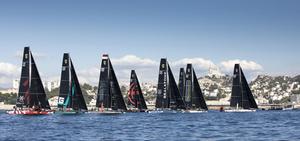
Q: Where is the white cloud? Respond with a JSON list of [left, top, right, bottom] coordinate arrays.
[[220, 59, 263, 72], [111, 55, 158, 68], [0, 62, 20, 87], [172, 58, 217, 71]]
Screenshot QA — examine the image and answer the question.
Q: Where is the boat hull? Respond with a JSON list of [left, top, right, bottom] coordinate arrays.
[[147, 110, 179, 114], [6, 110, 53, 115], [224, 109, 256, 113], [55, 111, 86, 115], [89, 111, 124, 115], [182, 110, 208, 113]]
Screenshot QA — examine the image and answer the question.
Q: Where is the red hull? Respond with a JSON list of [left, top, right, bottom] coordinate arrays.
[[7, 110, 53, 115]]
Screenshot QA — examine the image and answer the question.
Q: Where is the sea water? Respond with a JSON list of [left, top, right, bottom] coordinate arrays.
[[0, 110, 300, 141]]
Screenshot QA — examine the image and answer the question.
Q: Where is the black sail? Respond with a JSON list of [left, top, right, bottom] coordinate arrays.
[[193, 70, 208, 110], [109, 60, 127, 111], [70, 61, 88, 110], [29, 55, 50, 109], [96, 55, 111, 108], [230, 64, 258, 109], [16, 47, 50, 109], [185, 64, 193, 108], [184, 64, 207, 110], [178, 68, 185, 98], [128, 70, 148, 110], [168, 65, 186, 110], [155, 58, 169, 109], [58, 53, 87, 111], [96, 54, 127, 111], [17, 47, 30, 107]]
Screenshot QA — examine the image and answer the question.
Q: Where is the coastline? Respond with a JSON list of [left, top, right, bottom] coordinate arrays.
[[0, 104, 14, 110]]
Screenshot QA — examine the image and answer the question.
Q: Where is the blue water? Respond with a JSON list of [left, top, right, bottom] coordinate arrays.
[[0, 110, 300, 141]]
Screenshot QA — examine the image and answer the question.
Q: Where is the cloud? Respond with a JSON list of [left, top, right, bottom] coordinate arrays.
[[220, 59, 263, 72], [0, 62, 20, 87], [172, 58, 217, 71], [111, 55, 158, 68]]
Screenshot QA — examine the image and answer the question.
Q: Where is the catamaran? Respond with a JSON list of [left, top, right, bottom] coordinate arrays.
[[94, 54, 127, 114], [7, 47, 52, 115], [149, 58, 186, 113], [225, 64, 258, 112], [182, 64, 208, 113], [127, 70, 148, 112], [56, 53, 88, 114]]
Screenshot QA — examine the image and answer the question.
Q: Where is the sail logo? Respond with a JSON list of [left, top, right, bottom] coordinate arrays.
[[64, 59, 68, 64], [161, 64, 165, 69], [18, 96, 24, 103], [58, 97, 65, 105], [22, 62, 26, 67], [25, 54, 28, 59], [103, 60, 107, 65]]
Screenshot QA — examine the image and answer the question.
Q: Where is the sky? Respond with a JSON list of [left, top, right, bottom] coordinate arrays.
[[0, 0, 300, 88]]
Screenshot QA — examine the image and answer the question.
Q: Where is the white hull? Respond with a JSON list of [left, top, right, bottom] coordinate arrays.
[[89, 111, 124, 115], [147, 109, 178, 114], [224, 109, 256, 113], [182, 110, 208, 113]]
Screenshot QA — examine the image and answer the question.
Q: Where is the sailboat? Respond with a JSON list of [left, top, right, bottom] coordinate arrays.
[[56, 53, 88, 114], [149, 58, 186, 113], [183, 64, 208, 113], [95, 54, 127, 114], [127, 70, 148, 112], [7, 47, 52, 115], [225, 64, 258, 112]]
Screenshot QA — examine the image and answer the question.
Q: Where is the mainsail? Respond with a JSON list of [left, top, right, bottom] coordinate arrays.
[[96, 54, 127, 111], [155, 58, 186, 110], [127, 70, 148, 110], [16, 47, 50, 109], [184, 64, 207, 110], [230, 64, 258, 109], [57, 53, 87, 111], [178, 68, 185, 98]]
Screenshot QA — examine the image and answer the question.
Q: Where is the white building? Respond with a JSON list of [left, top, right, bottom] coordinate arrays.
[[46, 80, 60, 91]]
